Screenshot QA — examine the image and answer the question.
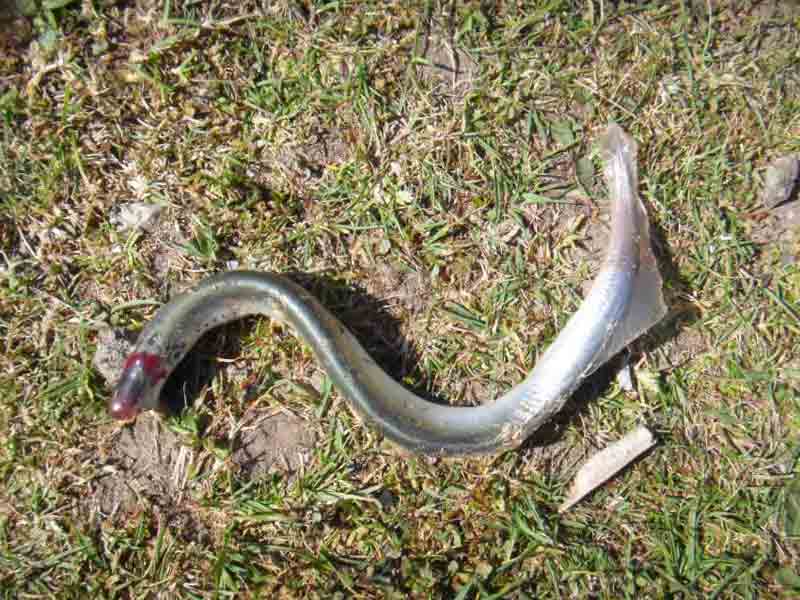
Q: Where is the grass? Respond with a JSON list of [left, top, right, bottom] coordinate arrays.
[[1, 0, 800, 597]]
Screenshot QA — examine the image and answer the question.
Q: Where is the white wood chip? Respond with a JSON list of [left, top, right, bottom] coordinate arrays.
[[559, 425, 656, 513]]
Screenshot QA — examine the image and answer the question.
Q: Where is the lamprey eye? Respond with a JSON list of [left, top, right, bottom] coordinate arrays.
[[121, 352, 167, 383]]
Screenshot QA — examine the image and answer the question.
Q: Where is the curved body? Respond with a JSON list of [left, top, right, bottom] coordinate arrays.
[[110, 124, 667, 456]]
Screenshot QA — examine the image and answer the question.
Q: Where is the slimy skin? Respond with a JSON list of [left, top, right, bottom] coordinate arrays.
[[110, 124, 667, 456]]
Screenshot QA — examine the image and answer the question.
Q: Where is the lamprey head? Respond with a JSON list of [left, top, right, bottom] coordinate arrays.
[[109, 352, 167, 420]]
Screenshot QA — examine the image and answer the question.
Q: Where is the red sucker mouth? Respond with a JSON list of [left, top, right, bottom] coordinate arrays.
[[109, 395, 141, 421]]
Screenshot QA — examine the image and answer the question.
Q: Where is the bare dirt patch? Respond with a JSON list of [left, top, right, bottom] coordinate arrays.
[[273, 121, 351, 185], [90, 410, 316, 525], [650, 324, 708, 371], [91, 414, 201, 524], [232, 410, 316, 478], [752, 199, 800, 265], [365, 262, 431, 313], [419, 36, 478, 99], [414, 8, 480, 101]]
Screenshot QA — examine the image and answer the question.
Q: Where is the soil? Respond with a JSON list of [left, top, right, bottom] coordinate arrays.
[[90, 331, 317, 524], [91, 414, 204, 529], [90, 410, 316, 526], [231, 409, 317, 478]]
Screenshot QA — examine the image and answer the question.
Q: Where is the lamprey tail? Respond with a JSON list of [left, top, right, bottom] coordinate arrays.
[[592, 124, 667, 367]]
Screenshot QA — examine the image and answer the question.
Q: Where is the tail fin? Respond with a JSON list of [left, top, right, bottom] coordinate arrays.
[[595, 123, 668, 365]]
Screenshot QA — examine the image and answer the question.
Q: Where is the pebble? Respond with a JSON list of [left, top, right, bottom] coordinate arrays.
[[762, 155, 799, 209]]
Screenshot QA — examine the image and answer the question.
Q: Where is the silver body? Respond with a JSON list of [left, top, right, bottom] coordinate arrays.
[[114, 124, 667, 455]]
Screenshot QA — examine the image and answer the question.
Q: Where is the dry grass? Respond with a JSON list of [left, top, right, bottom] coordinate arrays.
[[1, 0, 800, 597]]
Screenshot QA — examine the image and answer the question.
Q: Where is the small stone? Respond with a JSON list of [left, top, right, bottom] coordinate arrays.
[[762, 155, 799, 209], [110, 202, 163, 232], [93, 327, 134, 384]]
